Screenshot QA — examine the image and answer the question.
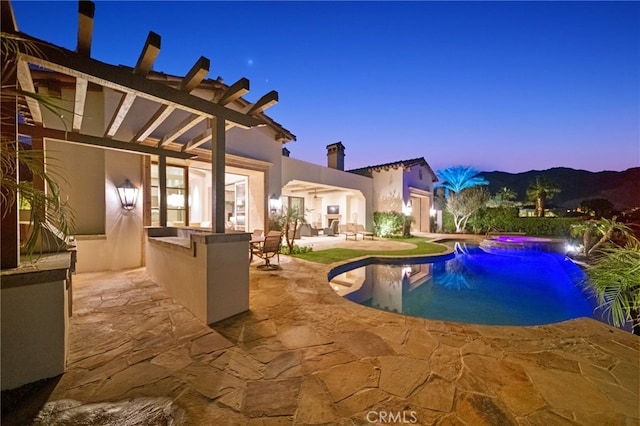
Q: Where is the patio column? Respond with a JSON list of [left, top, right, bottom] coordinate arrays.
[[158, 154, 167, 226], [211, 117, 226, 233]]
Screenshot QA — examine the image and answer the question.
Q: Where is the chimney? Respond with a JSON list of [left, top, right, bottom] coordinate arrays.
[[326, 142, 345, 171], [282, 147, 290, 157]]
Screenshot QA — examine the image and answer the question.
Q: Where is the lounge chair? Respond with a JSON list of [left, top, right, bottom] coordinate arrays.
[[356, 224, 374, 240], [324, 219, 339, 236], [299, 223, 319, 237], [251, 230, 283, 270], [339, 224, 357, 241]]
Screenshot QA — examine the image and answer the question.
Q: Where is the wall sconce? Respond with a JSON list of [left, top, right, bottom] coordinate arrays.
[[117, 179, 139, 211], [269, 194, 282, 213], [402, 200, 413, 215]]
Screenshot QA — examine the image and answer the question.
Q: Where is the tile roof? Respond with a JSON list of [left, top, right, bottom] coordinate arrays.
[[348, 157, 438, 181]]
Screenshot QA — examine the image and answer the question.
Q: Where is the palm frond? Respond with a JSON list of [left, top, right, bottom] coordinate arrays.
[[435, 166, 489, 194], [587, 246, 640, 328], [2, 32, 76, 259]]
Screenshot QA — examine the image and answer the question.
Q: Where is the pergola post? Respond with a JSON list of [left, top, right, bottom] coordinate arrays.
[[211, 117, 226, 233], [1, 1, 19, 268], [158, 154, 167, 226], [0, 84, 19, 269]]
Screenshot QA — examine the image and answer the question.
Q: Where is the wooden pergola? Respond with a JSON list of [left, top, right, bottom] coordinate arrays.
[[2, 0, 288, 267]]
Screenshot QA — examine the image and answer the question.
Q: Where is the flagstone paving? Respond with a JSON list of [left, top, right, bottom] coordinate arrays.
[[4, 243, 639, 425]]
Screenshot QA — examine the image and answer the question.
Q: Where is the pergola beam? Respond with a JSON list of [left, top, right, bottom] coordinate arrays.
[[19, 123, 196, 159], [16, 59, 43, 125], [134, 31, 161, 76], [133, 56, 210, 143], [18, 40, 263, 127], [183, 127, 212, 152], [217, 77, 249, 105], [73, 77, 88, 131], [179, 56, 210, 92], [105, 92, 135, 137], [132, 105, 175, 143], [76, 1, 95, 57], [247, 90, 278, 116], [159, 114, 205, 147]]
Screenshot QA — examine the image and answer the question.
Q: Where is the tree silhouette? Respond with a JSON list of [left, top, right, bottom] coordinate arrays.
[[526, 177, 560, 217], [435, 166, 488, 198]]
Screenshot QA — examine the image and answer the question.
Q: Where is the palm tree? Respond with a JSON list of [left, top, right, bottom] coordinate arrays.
[[435, 166, 489, 198], [496, 187, 516, 202], [588, 217, 637, 256], [570, 220, 599, 257], [272, 206, 306, 253], [526, 177, 560, 217], [586, 242, 640, 335], [1, 32, 75, 259]]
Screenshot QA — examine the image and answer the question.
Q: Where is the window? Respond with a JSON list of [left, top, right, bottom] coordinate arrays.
[[289, 196, 305, 214], [151, 164, 253, 230], [151, 164, 188, 226], [225, 175, 248, 231]]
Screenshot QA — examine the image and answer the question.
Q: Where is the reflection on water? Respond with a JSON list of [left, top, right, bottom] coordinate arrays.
[[330, 242, 597, 326]]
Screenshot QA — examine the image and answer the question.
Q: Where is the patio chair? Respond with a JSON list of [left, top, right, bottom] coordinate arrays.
[[356, 224, 374, 240], [251, 230, 283, 270], [324, 219, 339, 236], [249, 229, 264, 261], [251, 229, 264, 240], [299, 223, 319, 237], [339, 224, 357, 241]]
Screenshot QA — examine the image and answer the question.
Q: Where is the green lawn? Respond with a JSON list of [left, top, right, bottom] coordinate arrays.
[[291, 237, 449, 264]]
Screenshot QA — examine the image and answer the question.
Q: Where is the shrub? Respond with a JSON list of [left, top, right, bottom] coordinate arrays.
[[281, 244, 312, 255], [454, 207, 582, 237], [468, 207, 519, 233], [373, 211, 405, 237], [442, 210, 456, 233]]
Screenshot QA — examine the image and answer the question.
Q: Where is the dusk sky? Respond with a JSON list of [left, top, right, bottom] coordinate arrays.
[[12, 1, 640, 174]]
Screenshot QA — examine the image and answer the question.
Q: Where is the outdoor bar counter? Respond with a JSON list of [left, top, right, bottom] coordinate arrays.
[[145, 227, 250, 325], [1, 251, 74, 390]]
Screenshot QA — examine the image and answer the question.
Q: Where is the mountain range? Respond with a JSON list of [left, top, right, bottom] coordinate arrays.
[[480, 167, 640, 210]]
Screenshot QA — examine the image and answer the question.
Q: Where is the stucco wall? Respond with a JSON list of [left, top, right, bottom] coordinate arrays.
[[372, 168, 404, 212], [403, 165, 434, 199], [1, 278, 68, 390], [226, 126, 283, 198], [146, 231, 249, 324], [73, 150, 144, 273]]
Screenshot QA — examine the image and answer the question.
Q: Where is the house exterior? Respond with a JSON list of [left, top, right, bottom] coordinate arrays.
[[349, 157, 438, 233], [3, 1, 438, 275], [1, 0, 438, 389]]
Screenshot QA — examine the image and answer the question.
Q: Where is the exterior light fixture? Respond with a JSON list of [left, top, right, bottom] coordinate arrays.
[[117, 179, 139, 211], [402, 200, 413, 215], [430, 207, 437, 217], [269, 194, 282, 213]]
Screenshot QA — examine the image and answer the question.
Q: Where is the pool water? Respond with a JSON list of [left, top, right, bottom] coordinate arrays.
[[330, 243, 599, 326]]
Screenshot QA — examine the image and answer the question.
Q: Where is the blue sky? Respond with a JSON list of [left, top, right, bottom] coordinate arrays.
[[12, 1, 640, 173]]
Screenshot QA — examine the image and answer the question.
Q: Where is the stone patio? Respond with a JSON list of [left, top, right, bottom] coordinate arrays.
[[3, 239, 639, 425]]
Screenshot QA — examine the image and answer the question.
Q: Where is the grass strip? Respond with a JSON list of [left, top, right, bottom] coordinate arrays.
[[291, 238, 448, 264]]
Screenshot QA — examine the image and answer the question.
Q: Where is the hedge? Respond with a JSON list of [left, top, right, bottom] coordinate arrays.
[[462, 207, 583, 237]]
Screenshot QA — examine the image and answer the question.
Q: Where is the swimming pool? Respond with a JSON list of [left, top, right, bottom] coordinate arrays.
[[329, 242, 599, 326]]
